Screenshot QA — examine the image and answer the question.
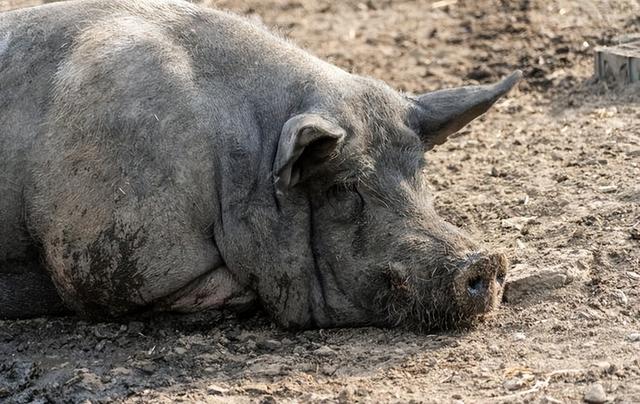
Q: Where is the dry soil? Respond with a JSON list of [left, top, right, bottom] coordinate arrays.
[[1, 0, 639, 403]]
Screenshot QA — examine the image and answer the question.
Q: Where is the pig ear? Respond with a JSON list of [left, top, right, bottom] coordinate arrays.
[[409, 71, 522, 150], [273, 113, 346, 195]]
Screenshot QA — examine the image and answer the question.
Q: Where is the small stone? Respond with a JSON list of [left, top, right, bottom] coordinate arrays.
[[626, 271, 640, 280], [253, 364, 283, 377], [598, 185, 617, 193], [314, 345, 337, 357], [207, 384, 229, 395], [501, 216, 537, 231], [127, 321, 145, 335], [321, 364, 338, 375], [246, 340, 257, 351], [292, 345, 306, 355], [513, 332, 527, 341], [338, 388, 353, 404], [133, 360, 156, 375], [504, 378, 524, 391], [258, 339, 282, 351], [94, 340, 106, 352], [110, 367, 132, 377], [260, 396, 277, 404], [242, 383, 270, 395], [488, 344, 501, 354], [173, 347, 187, 355], [541, 396, 563, 404], [612, 290, 628, 305], [626, 333, 640, 342], [593, 361, 612, 371], [584, 383, 607, 403]]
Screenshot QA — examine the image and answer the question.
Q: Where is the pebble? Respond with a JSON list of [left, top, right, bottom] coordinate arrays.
[[626, 271, 640, 280], [242, 383, 270, 395], [501, 216, 537, 231], [314, 345, 337, 357], [626, 333, 640, 342], [612, 290, 628, 306], [593, 361, 612, 371], [503, 378, 524, 391], [127, 321, 145, 335], [173, 347, 187, 355], [260, 396, 277, 404], [94, 340, 106, 352], [258, 339, 282, 351], [207, 384, 229, 395], [337, 388, 354, 404], [133, 360, 156, 375], [513, 332, 527, 341], [584, 383, 607, 403], [598, 185, 617, 193]]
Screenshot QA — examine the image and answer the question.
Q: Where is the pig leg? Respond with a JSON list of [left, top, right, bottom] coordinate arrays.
[[154, 266, 256, 313]]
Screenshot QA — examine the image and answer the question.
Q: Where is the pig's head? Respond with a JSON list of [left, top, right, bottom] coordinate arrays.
[[271, 71, 521, 331]]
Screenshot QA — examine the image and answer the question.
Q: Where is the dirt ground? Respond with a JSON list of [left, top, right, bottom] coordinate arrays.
[[1, 0, 639, 402]]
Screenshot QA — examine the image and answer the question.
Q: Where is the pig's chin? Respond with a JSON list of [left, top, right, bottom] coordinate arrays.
[[372, 287, 492, 332]]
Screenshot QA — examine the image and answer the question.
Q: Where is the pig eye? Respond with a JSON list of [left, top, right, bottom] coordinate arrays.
[[326, 183, 365, 212]]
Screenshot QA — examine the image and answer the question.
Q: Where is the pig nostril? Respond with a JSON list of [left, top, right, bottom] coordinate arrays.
[[467, 276, 486, 296]]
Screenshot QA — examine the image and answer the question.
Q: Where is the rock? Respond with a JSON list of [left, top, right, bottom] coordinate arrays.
[[501, 216, 537, 231], [293, 345, 306, 355], [248, 363, 283, 377], [242, 383, 270, 395], [94, 340, 106, 352], [513, 332, 527, 341], [504, 378, 524, 391], [504, 265, 575, 303], [314, 345, 337, 357], [110, 367, 132, 377], [626, 271, 640, 280], [626, 333, 640, 342], [584, 383, 607, 403], [257, 339, 282, 351], [612, 290, 628, 306], [206, 384, 229, 395], [337, 388, 354, 404], [132, 360, 156, 375], [127, 321, 145, 335], [593, 361, 612, 371], [173, 347, 187, 355], [598, 185, 617, 193]]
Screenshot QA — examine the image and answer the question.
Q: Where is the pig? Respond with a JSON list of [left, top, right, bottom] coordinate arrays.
[[0, 0, 519, 330]]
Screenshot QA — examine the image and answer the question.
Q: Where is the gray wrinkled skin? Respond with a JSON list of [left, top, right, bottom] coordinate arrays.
[[0, 0, 518, 330]]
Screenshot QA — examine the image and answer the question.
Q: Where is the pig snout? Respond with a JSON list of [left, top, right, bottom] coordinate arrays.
[[454, 252, 508, 315]]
